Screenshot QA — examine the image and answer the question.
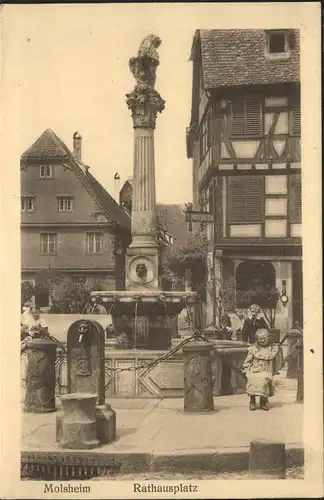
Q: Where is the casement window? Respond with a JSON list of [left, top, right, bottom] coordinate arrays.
[[228, 176, 263, 223], [21, 196, 35, 212], [40, 164, 53, 178], [57, 197, 74, 212], [288, 174, 302, 223], [230, 96, 262, 136], [86, 232, 103, 254], [40, 233, 57, 254]]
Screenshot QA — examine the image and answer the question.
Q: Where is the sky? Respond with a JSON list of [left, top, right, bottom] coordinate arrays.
[[2, 2, 314, 205], [3, 4, 200, 204]]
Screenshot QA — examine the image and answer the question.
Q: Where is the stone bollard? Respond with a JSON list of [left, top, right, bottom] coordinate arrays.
[[57, 393, 99, 449], [24, 338, 57, 413], [286, 327, 302, 379], [183, 341, 214, 413], [249, 440, 286, 479], [296, 338, 304, 402]]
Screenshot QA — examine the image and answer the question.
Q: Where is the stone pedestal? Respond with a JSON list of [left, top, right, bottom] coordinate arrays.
[[57, 393, 99, 450], [249, 440, 286, 479], [56, 402, 116, 447], [183, 341, 214, 413], [24, 338, 57, 413]]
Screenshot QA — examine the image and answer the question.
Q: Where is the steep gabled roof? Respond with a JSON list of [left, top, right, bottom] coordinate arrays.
[[192, 29, 300, 89], [84, 170, 130, 229], [21, 128, 73, 160], [21, 129, 130, 231]]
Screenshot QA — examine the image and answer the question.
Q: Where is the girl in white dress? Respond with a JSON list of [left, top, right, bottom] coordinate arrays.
[[242, 328, 279, 411]]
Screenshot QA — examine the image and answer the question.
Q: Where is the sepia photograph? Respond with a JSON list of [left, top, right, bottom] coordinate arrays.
[[0, 2, 322, 499]]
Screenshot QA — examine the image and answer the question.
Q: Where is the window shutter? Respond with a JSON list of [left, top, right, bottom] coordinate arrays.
[[231, 96, 261, 136], [246, 97, 261, 135], [291, 101, 301, 135], [228, 176, 263, 223], [289, 174, 302, 223], [231, 100, 245, 135]]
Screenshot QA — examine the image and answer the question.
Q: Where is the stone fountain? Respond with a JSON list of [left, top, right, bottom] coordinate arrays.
[[90, 34, 197, 349]]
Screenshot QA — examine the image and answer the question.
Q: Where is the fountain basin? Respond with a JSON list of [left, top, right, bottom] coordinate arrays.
[[90, 290, 198, 350]]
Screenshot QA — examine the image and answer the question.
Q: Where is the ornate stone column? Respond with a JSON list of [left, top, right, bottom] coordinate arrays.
[[125, 36, 165, 291]]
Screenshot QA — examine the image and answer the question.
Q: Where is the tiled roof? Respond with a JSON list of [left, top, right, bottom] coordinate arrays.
[[21, 129, 130, 230], [21, 129, 73, 160], [84, 171, 130, 230], [196, 29, 300, 89]]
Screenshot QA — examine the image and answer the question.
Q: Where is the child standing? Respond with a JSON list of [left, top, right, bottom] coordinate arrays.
[[242, 328, 279, 411]]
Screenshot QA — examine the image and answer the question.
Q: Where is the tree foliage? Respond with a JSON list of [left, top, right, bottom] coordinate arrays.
[[21, 281, 35, 306], [165, 233, 209, 277]]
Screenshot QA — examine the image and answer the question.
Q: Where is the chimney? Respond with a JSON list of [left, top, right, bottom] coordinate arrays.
[[73, 131, 82, 161], [114, 172, 121, 204]]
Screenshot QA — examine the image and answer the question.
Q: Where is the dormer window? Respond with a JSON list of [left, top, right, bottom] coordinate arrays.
[[40, 164, 52, 178], [266, 31, 290, 59]]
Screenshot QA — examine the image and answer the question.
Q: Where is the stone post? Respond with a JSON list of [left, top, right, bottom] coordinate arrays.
[[183, 341, 214, 412], [287, 327, 302, 379], [24, 338, 57, 413], [249, 440, 286, 479], [296, 337, 304, 402], [58, 393, 99, 450]]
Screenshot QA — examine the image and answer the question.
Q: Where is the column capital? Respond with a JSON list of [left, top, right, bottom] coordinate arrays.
[[126, 86, 165, 129]]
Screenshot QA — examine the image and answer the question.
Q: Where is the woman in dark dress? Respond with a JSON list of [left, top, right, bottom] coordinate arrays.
[[241, 304, 268, 344]]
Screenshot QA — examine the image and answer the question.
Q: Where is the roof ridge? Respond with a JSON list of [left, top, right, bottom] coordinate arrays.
[[21, 128, 73, 160]]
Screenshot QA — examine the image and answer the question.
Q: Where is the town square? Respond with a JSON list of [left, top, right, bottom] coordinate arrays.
[[0, 3, 323, 498]]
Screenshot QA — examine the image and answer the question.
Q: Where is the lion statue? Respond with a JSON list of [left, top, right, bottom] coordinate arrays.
[[137, 34, 161, 62], [129, 34, 162, 88]]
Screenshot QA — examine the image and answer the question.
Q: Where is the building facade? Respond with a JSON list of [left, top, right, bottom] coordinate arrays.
[[186, 29, 302, 335], [21, 129, 131, 310]]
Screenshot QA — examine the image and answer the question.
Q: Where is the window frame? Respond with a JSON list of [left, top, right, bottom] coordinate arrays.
[[265, 30, 291, 59], [40, 232, 57, 255], [86, 232, 103, 255], [57, 196, 74, 213], [21, 196, 35, 212], [230, 95, 263, 138], [227, 175, 264, 225], [39, 164, 53, 179], [199, 108, 212, 163]]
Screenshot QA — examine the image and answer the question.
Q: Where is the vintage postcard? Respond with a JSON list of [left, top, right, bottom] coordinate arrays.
[[0, 2, 322, 499]]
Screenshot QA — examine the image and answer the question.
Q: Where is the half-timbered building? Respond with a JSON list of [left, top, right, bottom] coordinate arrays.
[[186, 29, 302, 335]]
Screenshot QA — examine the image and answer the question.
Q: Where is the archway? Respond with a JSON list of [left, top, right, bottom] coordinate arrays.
[[236, 260, 276, 309]]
